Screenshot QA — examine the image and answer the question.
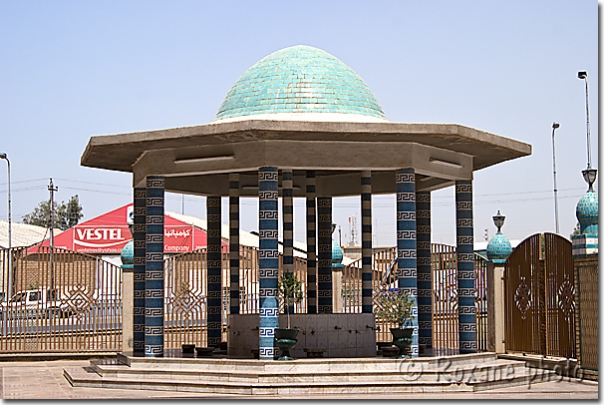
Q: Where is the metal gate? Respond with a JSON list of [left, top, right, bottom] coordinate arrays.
[[0, 246, 122, 353], [504, 232, 575, 358]]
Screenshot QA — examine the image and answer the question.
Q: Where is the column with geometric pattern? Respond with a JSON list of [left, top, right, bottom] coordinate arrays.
[[258, 167, 279, 360], [133, 187, 146, 356], [306, 171, 317, 314], [229, 174, 240, 316], [282, 169, 295, 314], [145, 176, 164, 357], [317, 196, 333, 313], [396, 168, 418, 357], [206, 195, 222, 348], [455, 180, 477, 354], [416, 190, 432, 353], [361, 171, 373, 313]]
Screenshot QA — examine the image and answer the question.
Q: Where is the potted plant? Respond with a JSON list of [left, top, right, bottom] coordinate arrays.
[[374, 288, 416, 358], [274, 271, 303, 360]]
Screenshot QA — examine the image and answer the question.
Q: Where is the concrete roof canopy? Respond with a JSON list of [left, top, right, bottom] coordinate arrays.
[[81, 45, 531, 196]]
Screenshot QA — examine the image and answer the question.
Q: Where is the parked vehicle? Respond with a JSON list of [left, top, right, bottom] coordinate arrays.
[[0, 288, 74, 319]]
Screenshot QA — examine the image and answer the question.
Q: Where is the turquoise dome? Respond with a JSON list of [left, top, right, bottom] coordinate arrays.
[[215, 45, 386, 121], [120, 240, 134, 269], [486, 233, 512, 263], [576, 190, 598, 235], [332, 240, 344, 268]]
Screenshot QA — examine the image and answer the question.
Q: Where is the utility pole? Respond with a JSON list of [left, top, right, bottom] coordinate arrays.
[[48, 178, 58, 292]]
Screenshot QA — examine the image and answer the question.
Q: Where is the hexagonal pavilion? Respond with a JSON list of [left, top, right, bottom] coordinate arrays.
[[81, 45, 531, 359]]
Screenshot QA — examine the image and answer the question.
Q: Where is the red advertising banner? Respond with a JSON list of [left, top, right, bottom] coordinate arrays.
[[28, 204, 223, 254]]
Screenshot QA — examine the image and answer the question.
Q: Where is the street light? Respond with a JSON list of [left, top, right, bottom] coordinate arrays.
[[551, 123, 560, 234], [578, 71, 597, 190], [0, 153, 11, 300]]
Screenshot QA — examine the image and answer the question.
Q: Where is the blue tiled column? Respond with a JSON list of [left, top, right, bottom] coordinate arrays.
[[317, 197, 333, 313], [145, 176, 164, 357], [416, 190, 432, 352], [133, 187, 146, 357], [229, 174, 240, 316], [259, 167, 279, 360], [306, 171, 317, 314], [396, 168, 419, 358], [361, 171, 373, 313], [456, 180, 477, 354], [282, 169, 294, 314], [207, 196, 222, 348]]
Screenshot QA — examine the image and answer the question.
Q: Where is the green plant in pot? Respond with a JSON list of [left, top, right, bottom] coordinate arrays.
[[374, 288, 416, 358], [274, 271, 303, 360]]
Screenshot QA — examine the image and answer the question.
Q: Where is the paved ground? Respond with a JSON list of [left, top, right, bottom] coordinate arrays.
[[0, 359, 598, 400]]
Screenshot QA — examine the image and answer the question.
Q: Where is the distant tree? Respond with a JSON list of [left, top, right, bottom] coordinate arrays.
[[22, 195, 83, 231], [570, 222, 581, 239]]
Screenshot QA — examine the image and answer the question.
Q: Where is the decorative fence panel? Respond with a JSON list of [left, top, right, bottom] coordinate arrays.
[[0, 246, 122, 353], [574, 254, 598, 377], [341, 244, 488, 353]]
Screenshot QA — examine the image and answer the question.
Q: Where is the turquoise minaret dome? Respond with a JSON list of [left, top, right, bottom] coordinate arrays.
[[486, 210, 512, 264], [576, 190, 598, 235], [215, 45, 387, 122], [120, 239, 134, 269], [332, 239, 344, 269]]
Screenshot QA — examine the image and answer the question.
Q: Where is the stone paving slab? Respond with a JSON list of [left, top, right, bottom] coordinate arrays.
[[0, 359, 598, 400]]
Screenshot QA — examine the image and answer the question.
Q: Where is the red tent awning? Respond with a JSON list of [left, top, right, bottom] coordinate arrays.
[[27, 204, 227, 255]]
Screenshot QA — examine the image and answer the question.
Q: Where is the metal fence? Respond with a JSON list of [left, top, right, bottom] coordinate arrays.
[[1, 241, 490, 354], [574, 254, 598, 374], [163, 245, 308, 348], [340, 244, 488, 353], [0, 246, 122, 353]]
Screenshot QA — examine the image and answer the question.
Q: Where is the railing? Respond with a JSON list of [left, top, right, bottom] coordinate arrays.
[[0, 246, 122, 353], [574, 254, 598, 372], [341, 244, 488, 353]]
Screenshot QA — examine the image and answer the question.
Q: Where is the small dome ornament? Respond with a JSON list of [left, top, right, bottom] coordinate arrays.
[[120, 239, 134, 269], [486, 210, 512, 263], [576, 164, 598, 236], [331, 223, 345, 269]]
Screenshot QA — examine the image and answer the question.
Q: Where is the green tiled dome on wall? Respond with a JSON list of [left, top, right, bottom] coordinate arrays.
[[215, 45, 386, 121]]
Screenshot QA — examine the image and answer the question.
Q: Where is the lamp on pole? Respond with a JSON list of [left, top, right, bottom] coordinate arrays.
[[578, 71, 597, 190], [0, 153, 11, 300], [551, 123, 560, 234]]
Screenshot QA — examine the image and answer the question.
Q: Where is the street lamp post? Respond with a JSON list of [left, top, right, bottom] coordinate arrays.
[[551, 123, 560, 234], [0, 153, 11, 300], [578, 71, 597, 190]]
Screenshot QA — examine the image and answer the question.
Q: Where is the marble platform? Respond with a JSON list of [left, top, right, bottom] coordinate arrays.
[[64, 352, 554, 395]]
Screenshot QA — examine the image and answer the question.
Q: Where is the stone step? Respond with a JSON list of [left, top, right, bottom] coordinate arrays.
[[65, 363, 552, 395], [89, 358, 528, 384], [114, 352, 498, 373]]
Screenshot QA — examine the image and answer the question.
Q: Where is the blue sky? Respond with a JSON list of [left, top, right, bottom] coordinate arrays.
[[0, 0, 599, 246]]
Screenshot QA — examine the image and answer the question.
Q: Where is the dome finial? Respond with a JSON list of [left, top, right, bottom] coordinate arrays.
[[492, 210, 505, 233], [487, 210, 512, 263]]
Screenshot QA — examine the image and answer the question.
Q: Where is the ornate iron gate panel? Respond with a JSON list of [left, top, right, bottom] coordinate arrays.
[[575, 255, 598, 371], [431, 243, 459, 356], [504, 233, 575, 358], [543, 232, 575, 358], [164, 248, 209, 349], [0, 247, 122, 353]]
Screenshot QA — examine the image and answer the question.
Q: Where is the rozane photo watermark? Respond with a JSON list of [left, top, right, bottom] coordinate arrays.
[[397, 355, 585, 388]]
